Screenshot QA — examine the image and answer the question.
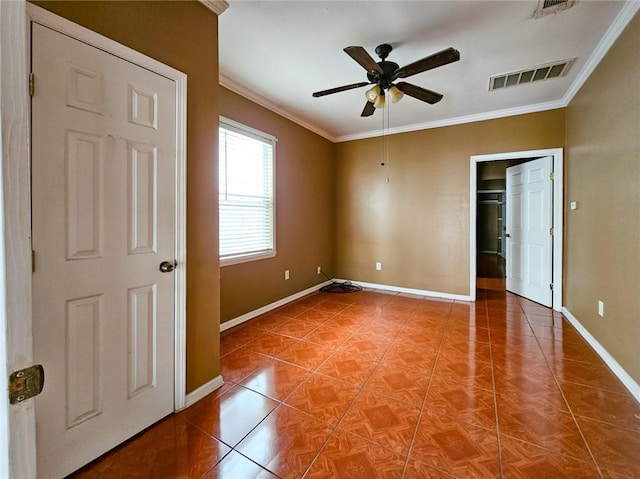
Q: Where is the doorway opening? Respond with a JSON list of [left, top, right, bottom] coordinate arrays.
[[469, 149, 564, 311]]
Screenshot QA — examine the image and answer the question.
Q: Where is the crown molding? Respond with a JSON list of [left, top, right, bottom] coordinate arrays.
[[562, 0, 640, 105], [334, 99, 567, 142], [219, 74, 336, 142], [199, 0, 228, 15], [219, 0, 639, 144]]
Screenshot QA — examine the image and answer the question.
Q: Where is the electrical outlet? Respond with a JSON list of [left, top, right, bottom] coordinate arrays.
[[598, 300, 604, 317], [317, 266, 321, 275], [375, 262, 382, 271], [285, 270, 290, 280]]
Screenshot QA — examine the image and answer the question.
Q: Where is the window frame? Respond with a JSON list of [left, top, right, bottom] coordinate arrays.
[[218, 116, 277, 267]]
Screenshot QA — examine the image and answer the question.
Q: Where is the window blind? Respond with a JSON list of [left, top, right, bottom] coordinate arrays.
[[219, 119, 275, 264]]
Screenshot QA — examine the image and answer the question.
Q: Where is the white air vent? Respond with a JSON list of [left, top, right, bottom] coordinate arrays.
[[489, 58, 575, 91], [535, 0, 575, 18]]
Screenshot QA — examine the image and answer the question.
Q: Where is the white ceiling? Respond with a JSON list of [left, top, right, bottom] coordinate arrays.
[[218, 1, 638, 142]]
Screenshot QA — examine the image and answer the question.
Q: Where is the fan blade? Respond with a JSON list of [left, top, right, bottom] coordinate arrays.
[[312, 82, 370, 98], [361, 101, 376, 117], [344, 46, 384, 75], [395, 47, 460, 79], [396, 82, 443, 104]]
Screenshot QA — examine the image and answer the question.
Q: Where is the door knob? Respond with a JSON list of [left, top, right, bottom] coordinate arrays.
[[505, 233, 511, 238], [159, 261, 176, 273]]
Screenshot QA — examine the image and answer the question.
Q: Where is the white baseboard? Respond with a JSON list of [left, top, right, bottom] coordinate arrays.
[[182, 375, 225, 410], [339, 279, 472, 302], [220, 279, 472, 334], [562, 307, 640, 403], [220, 280, 333, 332]]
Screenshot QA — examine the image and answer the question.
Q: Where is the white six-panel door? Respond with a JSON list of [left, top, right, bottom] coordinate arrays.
[[506, 156, 553, 307], [31, 23, 177, 478]]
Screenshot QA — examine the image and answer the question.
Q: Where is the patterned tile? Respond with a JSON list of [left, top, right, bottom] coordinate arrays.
[[184, 385, 278, 447], [250, 312, 290, 331], [284, 373, 359, 425], [96, 415, 231, 478], [304, 324, 353, 349], [438, 337, 492, 364], [562, 382, 640, 432], [410, 410, 500, 478], [497, 405, 591, 462], [578, 416, 640, 478], [275, 317, 320, 339], [525, 312, 565, 327], [240, 358, 312, 402], [220, 325, 264, 356], [551, 359, 628, 394], [244, 331, 299, 356], [305, 429, 406, 479], [67, 289, 640, 478], [425, 378, 497, 430], [529, 323, 585, 344], [294, 308, 337, 323], [236, 404, 333, 478], [380, 341, 438, 374], [434, 354, 495, 391], [277, 302, 312, 318], [499, 434, 601, 479], [272, 339, 335, 370], [403, 459, 454, 478], [444, 323, 491, 344], [202, 450, 278, 479], [220, 348, 274, 384], [339, 332, 392, 361], [316, 349, 378, 387], [392, 330, 443, 354], [326, 312, 367, 332], [312, 299, 350, 314], [339, 390, 420, 455], [364, 362, 430, 406], [537, 337, 604, 365]]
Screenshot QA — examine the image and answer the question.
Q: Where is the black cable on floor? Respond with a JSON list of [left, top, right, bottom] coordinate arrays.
[[319, 269, 363, 293]]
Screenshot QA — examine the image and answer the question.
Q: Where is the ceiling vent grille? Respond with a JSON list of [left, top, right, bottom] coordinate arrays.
[[534, 0, 575, 18], [489, 58, 575, 91]]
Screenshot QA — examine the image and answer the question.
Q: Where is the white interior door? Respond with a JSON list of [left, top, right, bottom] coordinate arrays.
[[506, 156, 553, 306], [31, 23, 177, 478]]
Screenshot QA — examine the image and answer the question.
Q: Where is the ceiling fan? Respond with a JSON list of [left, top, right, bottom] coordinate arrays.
[[312, 43, 460, 117]]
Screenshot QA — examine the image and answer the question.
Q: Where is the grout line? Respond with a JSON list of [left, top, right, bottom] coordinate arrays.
[[520, 311, 606, 478], [400, 303, 451, 479], [486, 294, 505, 479]]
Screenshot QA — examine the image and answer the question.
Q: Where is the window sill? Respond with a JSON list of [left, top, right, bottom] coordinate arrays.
[[220, 250, 276, 267]]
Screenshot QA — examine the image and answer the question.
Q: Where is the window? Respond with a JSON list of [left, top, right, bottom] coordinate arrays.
[[219, 117, 276, 266]]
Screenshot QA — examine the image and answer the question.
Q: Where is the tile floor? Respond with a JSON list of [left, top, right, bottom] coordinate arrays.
[[70, 278, 640, 478]]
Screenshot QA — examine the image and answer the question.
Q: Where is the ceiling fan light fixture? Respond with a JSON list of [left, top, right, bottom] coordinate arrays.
[[388, 85, 404, 103], [374, 92, 386, 109], [365, 85, 381, 102]]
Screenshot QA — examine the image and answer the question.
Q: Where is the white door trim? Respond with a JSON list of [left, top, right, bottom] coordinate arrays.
[[469, 148, 563, 312], [3, 3, 188, 476]]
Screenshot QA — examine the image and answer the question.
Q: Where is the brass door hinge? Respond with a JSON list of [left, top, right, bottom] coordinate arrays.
[[550, 228, 554, 236], [32, 250, 36, 273], [550, 172, 555, 180], [29, 72, 35, 97], [9, 365, 44, 404]]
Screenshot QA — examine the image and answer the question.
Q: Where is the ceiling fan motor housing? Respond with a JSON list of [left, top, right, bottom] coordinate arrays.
[[368, 61, 399, 90]]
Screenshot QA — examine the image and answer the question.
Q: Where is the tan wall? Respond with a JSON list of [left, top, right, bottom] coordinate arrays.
[[565, 13, 640, 382], [219, 88, 335, 323], [32, 1, 221, 393], [335, 109, 565, 295]]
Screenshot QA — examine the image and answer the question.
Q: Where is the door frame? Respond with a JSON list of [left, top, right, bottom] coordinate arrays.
[[469, 148, 563, 311], [2, 3, 188, 476]]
